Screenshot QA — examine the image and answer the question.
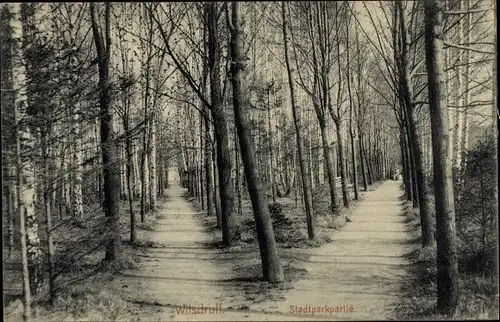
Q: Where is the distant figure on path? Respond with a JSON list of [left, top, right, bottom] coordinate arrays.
[[393, 168, 402, 181]]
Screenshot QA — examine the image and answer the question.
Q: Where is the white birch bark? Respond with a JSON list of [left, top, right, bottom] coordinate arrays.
[[133, 142, 141, 198], [149, 116, 157, 210], [11, 3, 43, 298], [72, 103, 84, 219]]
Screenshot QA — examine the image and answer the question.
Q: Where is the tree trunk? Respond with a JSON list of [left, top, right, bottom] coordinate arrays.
[[282, 1, 315, 235], [346, 25, 359, 200], [400, 127, 413, 201], [359, 132, 368, 191], [229, 1, 284, 283], [42, 132, 55, 303], [208, 2, 234, 247], [149, 116, 157, 211], [234, 128, 243, 216], [397, 1, 434, 247], [424, 0, 459, 313], [124, 116, 136, 244], [334, 120, 349, 207], [205, 110, 215, 217], [10, 4, 36, 317], [319, 122, 340, 213], [212, 142, 222, 228], [90, 2, 121, 261], [72, 103, 84, 219], [134, 143, 141, 199], [267, 88, 276, 202]]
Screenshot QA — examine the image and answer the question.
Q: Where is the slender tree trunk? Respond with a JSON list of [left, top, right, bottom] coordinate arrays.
[[205, 110, 215, 217], [400, 127, 413, 200], [319, 122, 340, 213], [133, 142, 141, 199], [212, 142, 222, 228], [229, 2, 284, 282], [334, 120, 349, 207], [397, 1, 434, 246], [199, 112, 205, 209], [452, 0, 464, 169], [124, 117, 136, 244], [346, 25, 359, 200], [72, 103, 84, 219], [149, 116, 157, 211], [359, 132, 368, 191], [90, 2, 121, 261], [41, 132, 56, 304], [424, 0, 459, 313], [208, 2, 234, 247], [10, 5, 33, 317], [267, 88, 276, 202], [234, 128, 243, 216], [16, 106, 32, 321], [282, 1, 315, 234]]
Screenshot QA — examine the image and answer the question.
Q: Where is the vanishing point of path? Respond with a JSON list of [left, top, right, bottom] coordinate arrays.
[[112, 180, 411, 321]]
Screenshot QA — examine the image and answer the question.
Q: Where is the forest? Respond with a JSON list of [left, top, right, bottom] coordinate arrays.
[[1, 1, 498, 321]]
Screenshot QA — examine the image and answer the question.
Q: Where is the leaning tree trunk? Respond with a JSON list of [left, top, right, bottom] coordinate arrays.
[[90, 2, 121, 261], [229, 1, 284, 283], [424, 0, 459, 314], [282, 1, 316, 235]]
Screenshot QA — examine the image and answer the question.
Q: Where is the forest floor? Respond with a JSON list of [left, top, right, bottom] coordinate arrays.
[[108, 180, 412, 321]]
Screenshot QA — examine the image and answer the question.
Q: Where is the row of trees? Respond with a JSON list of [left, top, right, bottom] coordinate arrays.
[[2, 3, 399, 318], [356, 0, 496, 314]]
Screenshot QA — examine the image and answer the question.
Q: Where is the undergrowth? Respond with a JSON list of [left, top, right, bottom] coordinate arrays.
[[396, 200, 499, 320]]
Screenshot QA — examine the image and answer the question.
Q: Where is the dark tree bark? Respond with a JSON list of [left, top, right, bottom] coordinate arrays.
[[396, 1, 434, 247], [124, 116, 136, 244], [212, 142, 222, 228], [90, 2, 121, 261], [207, 2, 234, 247], [359, 132, 369, 190], [234, 128, 243, 216], [282, 1, 316, 236], [334, 120, 350, 207], [424, 0, 459, 314], [400, 127, 413, 201], [345, 23, 359, 200], [204, 110, 215, 217], [228, 1, 284, 283]]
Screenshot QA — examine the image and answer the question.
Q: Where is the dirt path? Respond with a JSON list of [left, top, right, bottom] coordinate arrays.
[[113, 181, 410, 321], [252, 180, 412, 320]]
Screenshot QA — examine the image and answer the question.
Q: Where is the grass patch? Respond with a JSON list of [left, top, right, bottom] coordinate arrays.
[[4, 286, 153, 322], [3, 198, 149, 321]]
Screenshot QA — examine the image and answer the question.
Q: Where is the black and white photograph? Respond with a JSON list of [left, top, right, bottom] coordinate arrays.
[[1, 1, 498, 321]]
